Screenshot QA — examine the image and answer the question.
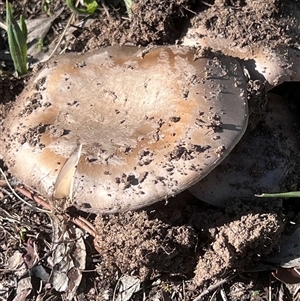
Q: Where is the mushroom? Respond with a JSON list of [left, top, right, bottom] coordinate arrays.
[[0, 46, 248, 213], [181, 20, 300, 206], [182, 25, 300, 90], [188, 92, 299, 207]]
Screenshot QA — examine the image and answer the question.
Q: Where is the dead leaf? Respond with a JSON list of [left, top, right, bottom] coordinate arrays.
[[115, 275, 140, 301], [49, 215, 86, 301], [278, 283, 293, 301], [6, 251, 27, 278], [7, 250, 24, 270], [12, 277, 32, 301], [23, 237, 39, 268], [26, 8, 64, 62], [31, 264, 49, 282], [273, 267, 300, 285]]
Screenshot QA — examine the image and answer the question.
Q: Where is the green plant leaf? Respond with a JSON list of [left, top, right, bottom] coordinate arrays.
[[66, 0, 98, 15], [123, 0, 132, 17], [6, 0, 28, 75], [85, 0, 98, 14], [37, 38, 44, 52], [256, 191, 300, 198], [20, 15, 27, 41]]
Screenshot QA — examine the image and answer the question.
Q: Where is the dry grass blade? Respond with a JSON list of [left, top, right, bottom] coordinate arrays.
[[192, 275, 237, 301], [15, 186, 97, 237], [0, 168, 46, 211], [47, 11, 75, 60]]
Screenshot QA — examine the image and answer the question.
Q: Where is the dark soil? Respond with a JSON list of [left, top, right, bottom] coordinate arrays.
[[1, 0, 300, 300]]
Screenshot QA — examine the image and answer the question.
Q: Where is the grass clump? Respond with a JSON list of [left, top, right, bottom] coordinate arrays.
[[6, 0, 28, 75]]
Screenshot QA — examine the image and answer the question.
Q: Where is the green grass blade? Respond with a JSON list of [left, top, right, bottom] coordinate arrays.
[[66, 0, 98, 15], [256, 191, 300, 198], [6, 0, 28, 75], [123, 0, 132, 17], [20, 15, 27, 41]]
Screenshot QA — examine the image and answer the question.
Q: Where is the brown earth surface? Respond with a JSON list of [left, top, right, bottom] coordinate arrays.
[[0, 0, 300, 300]]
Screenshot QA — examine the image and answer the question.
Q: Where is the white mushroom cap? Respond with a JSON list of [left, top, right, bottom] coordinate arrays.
[[0, 46, 248, 213]]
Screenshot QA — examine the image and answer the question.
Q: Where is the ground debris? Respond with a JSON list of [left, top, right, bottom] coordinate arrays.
[[49, 215, 86, 301]]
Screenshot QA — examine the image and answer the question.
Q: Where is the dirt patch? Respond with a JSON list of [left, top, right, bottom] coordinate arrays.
[[193, 210, 282, 286], [187, 0, 300, 49], [69, 0, 193, 52], [0, 74, 25, 124], [94, 210, 197, 282], [92, 197, 284, 297], [247, 80, 267, 130]]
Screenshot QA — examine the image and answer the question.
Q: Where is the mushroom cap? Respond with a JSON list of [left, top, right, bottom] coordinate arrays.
[[183, 25, 300, 90], [1, 46, 248, 213], [188, 93, 299, 206]]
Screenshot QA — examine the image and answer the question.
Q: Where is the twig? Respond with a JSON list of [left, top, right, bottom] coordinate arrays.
[[220, 288, 228, 301], [70, 215, 96, 237], [100, 0, 110, 19], [15, 186, 52, 212], [47, 12, 75, 61], [268, 274, 272, 301], [193, 274, 237, 301], [0, 186, 15, 201], [16, 186, 97, 237], [4, 172, 97, 244], [182, 280, 186, 301], [0, 204, 23, 223], [0, 168, 50, 213]]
